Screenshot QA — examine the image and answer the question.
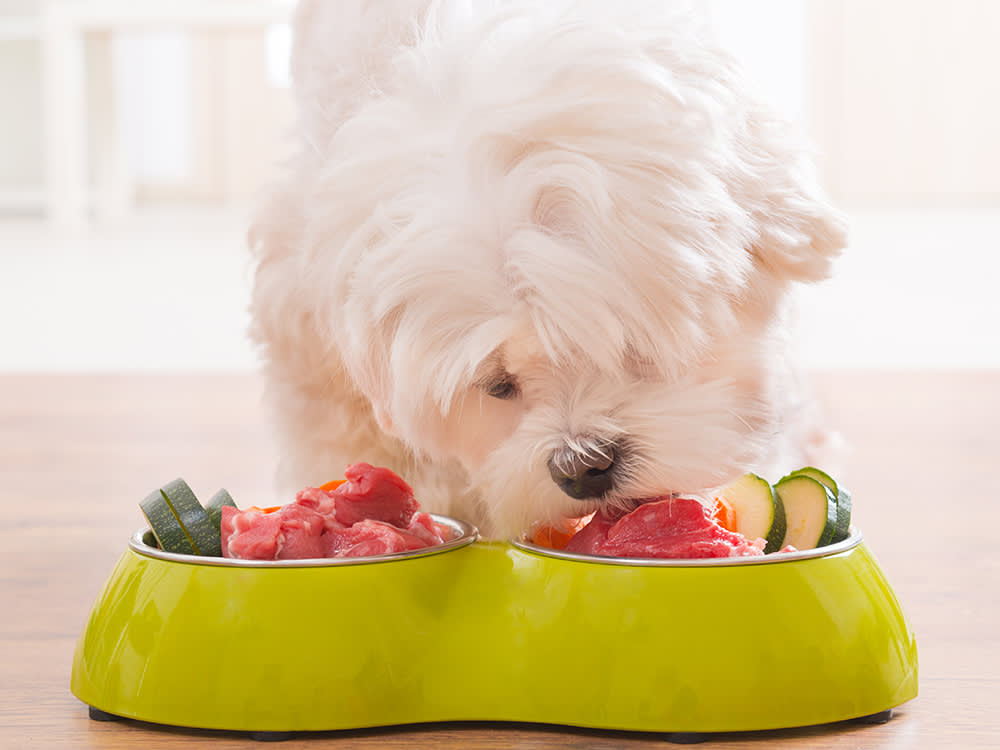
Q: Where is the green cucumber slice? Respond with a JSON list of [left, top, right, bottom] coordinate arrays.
[[783, 467, 852, 543], [782, 466, 838, 493], [831, 487, 852, 543], [774, 475, 838, 550], [161, 479, 222, 556], [140, 485, 197, 555], [139, 479, 222, 556], [141, 528, 160, 549], [718, 473, 787, 553], [205, 488, 238, 531]]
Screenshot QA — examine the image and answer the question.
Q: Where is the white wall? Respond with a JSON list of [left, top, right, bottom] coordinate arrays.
[[706, 0, 809, 131], [0, 30, 193, 191], [116, 32, 192, 184], [810, 0, 1000, 205], [0, 40, 42, 188], [0, 24, 291, 202]]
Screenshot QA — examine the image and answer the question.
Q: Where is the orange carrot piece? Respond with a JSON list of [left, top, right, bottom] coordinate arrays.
[[319, 479, 347, 492], [710, 497, 737, 531], [532, 525, 575, 550], [530, 516, 591, 550]]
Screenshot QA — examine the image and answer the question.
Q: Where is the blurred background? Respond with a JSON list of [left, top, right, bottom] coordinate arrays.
[[0, 0, 997, 372]]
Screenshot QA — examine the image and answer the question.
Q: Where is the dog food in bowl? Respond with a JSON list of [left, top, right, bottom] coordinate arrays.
[[140, 462, 456, 560], [222, 463, 451, 560], [562, 496, 767, 559], [530, 467, 853, 560]]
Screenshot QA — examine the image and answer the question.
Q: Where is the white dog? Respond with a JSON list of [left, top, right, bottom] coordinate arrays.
[[249, 0, 847, 539]]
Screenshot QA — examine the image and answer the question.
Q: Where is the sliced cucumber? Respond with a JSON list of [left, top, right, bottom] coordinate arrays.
[[774, 475, 838, 550], [204, 488, 238, 532], [830, 486, 852, 543], [783, 467, 852, 543], [141, 528, 160, 549], [140, 486, 194, 555], [782, 466, 838, 494], [718, 473, 787, 553], [139, 479, 222, 556], [162, 479, 222, 556]]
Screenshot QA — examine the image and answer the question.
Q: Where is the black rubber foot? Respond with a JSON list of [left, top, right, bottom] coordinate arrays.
[[88, 706, 119, 722], [856, 709, 894, 725], [249, 731, 296, 742], [664, 732, 710, 744]]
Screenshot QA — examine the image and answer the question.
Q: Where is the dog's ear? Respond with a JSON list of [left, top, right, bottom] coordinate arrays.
[[739, 109, 849, 284]]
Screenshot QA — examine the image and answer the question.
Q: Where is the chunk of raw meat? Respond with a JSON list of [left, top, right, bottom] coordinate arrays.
[[325, 519, 434, 557], [221, 464, 446, 560], [330, 462, 420, 528], [564, 497, 766, 559]]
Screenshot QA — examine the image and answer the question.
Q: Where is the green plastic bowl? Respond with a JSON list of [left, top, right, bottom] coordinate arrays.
[[71, 522, 917, 734]]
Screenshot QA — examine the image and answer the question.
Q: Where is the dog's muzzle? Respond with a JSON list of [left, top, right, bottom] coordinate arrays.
[[547, 440, 617, 499]]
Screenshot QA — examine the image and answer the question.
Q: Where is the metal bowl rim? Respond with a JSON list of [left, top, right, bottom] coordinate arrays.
[[129, 514, 478, 567], [509, 526, 863, 567]]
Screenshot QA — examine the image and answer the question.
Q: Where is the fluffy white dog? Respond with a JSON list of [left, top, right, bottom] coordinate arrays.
[[250, 0, 847, 539]]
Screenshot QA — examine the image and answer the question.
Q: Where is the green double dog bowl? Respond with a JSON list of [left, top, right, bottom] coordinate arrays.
[[71, 520, 917, 737]]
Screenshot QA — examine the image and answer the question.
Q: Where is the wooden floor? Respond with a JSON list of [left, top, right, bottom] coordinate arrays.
[[1, 372, 997, 749]]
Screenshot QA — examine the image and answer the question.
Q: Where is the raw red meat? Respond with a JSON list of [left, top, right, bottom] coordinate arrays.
[[563, 497, 765, 559], [325, 519, 432, 557], [221, 464, 447, 560], [559, 512, 615, 554], [221, 506, 285, 560], [331, 463, 419, 528]]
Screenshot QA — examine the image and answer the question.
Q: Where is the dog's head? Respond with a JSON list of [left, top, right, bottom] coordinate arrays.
[[289, 1, 847, 537]]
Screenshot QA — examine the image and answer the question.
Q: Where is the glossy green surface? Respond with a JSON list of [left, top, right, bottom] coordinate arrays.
[[71, 538, 918, 733]]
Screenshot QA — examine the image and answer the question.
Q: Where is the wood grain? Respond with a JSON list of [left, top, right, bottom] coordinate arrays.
[[1, 372, 997, 749]]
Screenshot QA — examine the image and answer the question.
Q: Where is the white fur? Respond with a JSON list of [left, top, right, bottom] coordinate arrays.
[[250, 0, 848, 538]]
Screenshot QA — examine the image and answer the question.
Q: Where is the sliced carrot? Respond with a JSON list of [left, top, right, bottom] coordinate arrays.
[[319, 479, 347, 492], [532, 525, 575, 550], [248, 505, 282, 514], [710, 496, 737, 531], [530, 516, 590, 550]]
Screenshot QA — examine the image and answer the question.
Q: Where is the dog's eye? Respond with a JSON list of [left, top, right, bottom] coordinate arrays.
[[485, 378, 520, 400]]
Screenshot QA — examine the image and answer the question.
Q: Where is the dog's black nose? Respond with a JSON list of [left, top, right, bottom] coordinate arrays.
[[548, 442, 616, 499]]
